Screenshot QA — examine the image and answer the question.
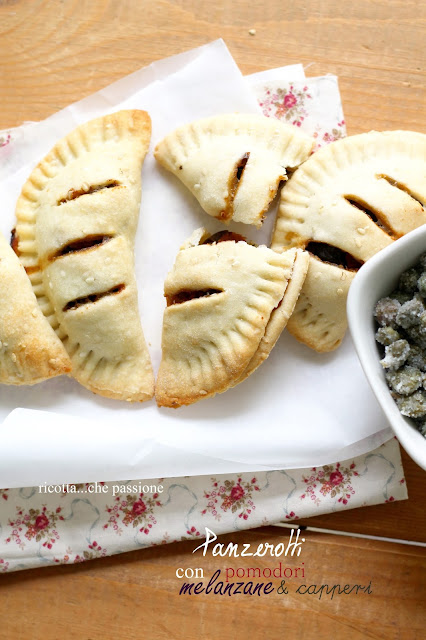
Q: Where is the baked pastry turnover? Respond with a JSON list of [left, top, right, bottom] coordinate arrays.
[[155, 114, 314, 227], [272, 131, 426, 352], [156, 228, 309, 407], [13, 110, 155, 401], [0, 231, 71, 385]]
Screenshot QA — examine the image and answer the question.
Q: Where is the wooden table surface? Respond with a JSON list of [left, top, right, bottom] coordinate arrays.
[[0, 0, 425, 638]]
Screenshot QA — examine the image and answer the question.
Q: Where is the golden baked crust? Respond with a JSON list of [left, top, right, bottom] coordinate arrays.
[[272, 130, 426, 352], [156, 229, 308, 407], [155, 114, 314, 227], [14, 110, 154, 401], [0, 231, 71, 385], [232, 247, 309, 385]]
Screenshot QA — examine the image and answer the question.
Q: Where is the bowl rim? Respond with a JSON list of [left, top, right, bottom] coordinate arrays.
[[347, 224, 426, 471]]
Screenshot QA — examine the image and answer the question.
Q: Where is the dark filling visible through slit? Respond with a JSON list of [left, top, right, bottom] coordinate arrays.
[[10, 228, 20, 256], [376, 174, 425, 208], [202, 231, 247, 245], [344, 195, 395, 237], [166, 289, 223, 307], [58, 180, 120, 205], [306, 242, 363, 271], [49, 235, 113, 261], [236, 153, 249, 180], [63, 284, 125, 312], [220, 153, 250, 220]]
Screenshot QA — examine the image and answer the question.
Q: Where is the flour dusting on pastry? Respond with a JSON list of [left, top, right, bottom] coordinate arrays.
[[272, 130, 426, 352], [13, 110, 154, 401], [156, 228, 309, 408], [0, 232, 71, 385], [155, 114, 314, 227]]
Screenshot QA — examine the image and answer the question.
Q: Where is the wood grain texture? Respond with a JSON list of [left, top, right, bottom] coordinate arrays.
[[0, 0, 425, 133], [0, 529, 425, 640], [0, 1, 425, 637]]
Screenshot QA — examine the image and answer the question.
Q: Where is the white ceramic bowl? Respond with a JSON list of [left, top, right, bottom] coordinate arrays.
[[347, 225, 426, 471]]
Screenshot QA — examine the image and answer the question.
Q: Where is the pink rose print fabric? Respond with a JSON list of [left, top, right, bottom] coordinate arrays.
[[248, 71, 347, 150], [201, 477, 260, 521], [0, 132, 11, 148], [6, 505, 64, 550], [0, 438, 407, 572], [103, 492, 162, 536], [301, 462, 359, 507]]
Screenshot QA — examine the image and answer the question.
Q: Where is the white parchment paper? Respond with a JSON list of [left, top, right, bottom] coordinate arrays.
[[0, 40, 391, 488]]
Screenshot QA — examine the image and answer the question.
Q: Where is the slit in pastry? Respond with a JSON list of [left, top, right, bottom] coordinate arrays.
[[220, 152, 250, 221], [344, 196, 395, 238], [58, 180, 121, 205], [166, 288, 224, 307], [49, 235, 113, 261], [63, 284, 125, 312], [305, 241, 363, 271], [376, 173, 425, 208]]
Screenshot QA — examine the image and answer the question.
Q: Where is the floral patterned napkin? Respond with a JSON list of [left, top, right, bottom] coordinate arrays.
[[0, 65, 407, 573], [249, 71, 346, 149], [0, 438, 406, 572]]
